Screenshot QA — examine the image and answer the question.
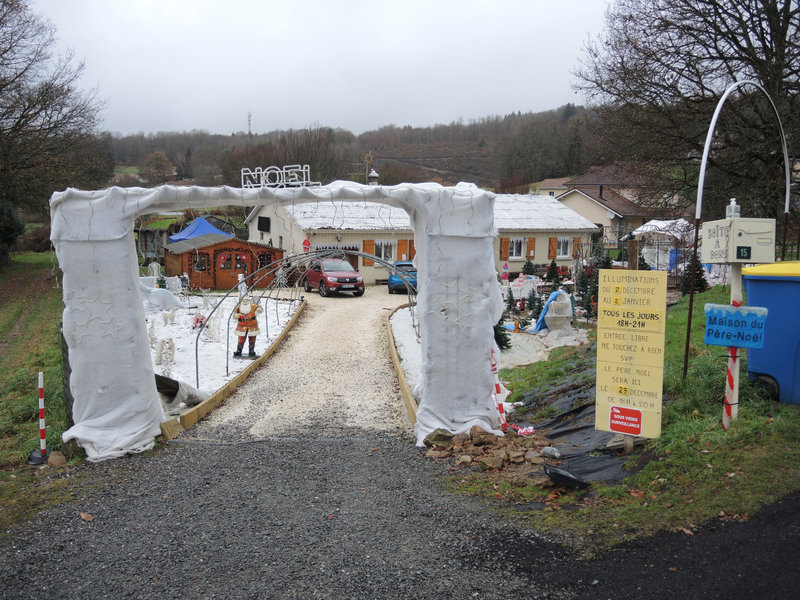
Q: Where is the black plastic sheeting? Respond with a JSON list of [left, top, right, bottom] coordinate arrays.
[[534, 402, 634, 485]]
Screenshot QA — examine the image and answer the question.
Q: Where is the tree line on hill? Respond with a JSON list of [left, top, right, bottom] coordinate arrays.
[[1, 0, 798, 267]]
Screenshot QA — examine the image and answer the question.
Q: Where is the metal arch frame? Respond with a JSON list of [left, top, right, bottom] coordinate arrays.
[[193, 248, 418, 387], [683, 79, 792, 379]]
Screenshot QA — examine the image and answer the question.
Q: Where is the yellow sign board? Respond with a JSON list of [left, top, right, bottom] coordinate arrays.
[[595, 270, 667, 438]]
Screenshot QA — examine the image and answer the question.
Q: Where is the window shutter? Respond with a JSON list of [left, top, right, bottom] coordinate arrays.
[[397, 239, 409, 261], [572, 237, 582, 258], [548, 237, 557, 259], [409, 239, 416, 259], [527, 237, 536, 259], [500, 238, 510, 261], [362, 240, 375, 266]]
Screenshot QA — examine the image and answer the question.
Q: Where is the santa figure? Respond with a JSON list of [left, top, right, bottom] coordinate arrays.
[[233, 296, 263, 358]]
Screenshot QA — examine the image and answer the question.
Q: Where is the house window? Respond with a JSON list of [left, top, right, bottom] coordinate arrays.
[[193, 253, 208, 272], [235, 253, 248, 269], [219, 254, 232, 269], [509, 238, 524, 260], [548, 191, 555, 196], [374, 240, 393, 262], [556, 238, 570, 258]]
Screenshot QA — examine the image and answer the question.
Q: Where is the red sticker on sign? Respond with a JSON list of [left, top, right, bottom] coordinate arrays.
[[609, 405, 642, 435]]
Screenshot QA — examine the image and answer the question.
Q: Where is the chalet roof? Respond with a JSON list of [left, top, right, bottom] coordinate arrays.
[[164, 233, 272, 254], [492, 194, 598, 231]]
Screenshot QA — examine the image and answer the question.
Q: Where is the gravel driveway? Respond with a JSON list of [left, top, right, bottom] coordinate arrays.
[[2, 285, 800, 599]]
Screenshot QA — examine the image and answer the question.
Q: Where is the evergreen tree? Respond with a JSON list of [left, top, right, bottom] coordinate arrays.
[[638, 254, 651, 270], [680, 253, 709, 295], [506, 290, 517, 313], [545, 259, 562, 289], [0, 200, 25, 267], [522, 259, 535, 275], [494, 319, 511, 350], [527, 289, 543, 320], [575, 268, 589, 304], [587, 253, 612, 318]]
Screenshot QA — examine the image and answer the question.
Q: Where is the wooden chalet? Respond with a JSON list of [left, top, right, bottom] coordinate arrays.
[[163, 233, 283, 290]]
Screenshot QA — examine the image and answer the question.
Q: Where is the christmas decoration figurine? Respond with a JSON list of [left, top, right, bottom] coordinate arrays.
[[233, 297, 263, 358]]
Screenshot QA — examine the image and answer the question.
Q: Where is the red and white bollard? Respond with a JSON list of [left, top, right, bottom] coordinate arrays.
[[491, 349, 508, 432], [27, 372, 49, 465]]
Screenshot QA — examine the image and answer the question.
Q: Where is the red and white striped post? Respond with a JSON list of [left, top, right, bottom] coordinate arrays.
[[27, 372, 48, 465], [491, 349, 507, 432], [723, 265, 743, 430]]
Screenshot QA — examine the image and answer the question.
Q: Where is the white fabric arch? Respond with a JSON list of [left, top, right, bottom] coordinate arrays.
[[50, 181, 504, 460]]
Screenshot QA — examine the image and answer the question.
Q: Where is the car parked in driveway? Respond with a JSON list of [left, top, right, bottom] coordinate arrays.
[[304, 258, 365, 297], [387, 260, 417, 294]]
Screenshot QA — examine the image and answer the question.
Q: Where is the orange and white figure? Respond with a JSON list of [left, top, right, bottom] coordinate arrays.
[[233, 297, 264, 358]]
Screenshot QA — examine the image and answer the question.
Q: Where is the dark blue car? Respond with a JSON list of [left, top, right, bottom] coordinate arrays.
[[387, 260, 417, 294]]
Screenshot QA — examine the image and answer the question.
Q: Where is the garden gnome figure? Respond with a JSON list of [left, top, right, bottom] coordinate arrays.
[[233, 296, 263, 357]]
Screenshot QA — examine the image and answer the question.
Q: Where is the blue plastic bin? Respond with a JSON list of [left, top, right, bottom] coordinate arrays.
[[742, 262, 800, 404]]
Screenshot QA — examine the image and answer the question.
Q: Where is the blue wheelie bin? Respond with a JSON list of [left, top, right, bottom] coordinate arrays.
[[742, 262, 800, 404]]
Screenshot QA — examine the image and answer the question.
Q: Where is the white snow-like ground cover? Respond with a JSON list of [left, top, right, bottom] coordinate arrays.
[[144, 294, 300, 413], [389, 305, 590, 404], [146, 290, 587, 424]]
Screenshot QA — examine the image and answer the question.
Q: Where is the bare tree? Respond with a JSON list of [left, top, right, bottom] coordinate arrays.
[[140, 150, 174, 185], [574, 0, 800, 220], [0, 0, 108, 216]]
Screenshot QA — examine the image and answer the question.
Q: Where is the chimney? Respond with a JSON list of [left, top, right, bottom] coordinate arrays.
[[599, 184, 604, 198]]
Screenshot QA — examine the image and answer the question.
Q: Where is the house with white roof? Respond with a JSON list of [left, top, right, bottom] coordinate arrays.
[[244, 191, 598, 284]]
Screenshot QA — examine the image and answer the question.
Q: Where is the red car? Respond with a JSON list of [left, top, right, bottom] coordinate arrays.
[[304, 258, 365, 297]]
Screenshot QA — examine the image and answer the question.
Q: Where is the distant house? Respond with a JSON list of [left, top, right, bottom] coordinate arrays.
[[557, 165, 683, 249], [244, 192, 598, 284], [493, 194, 598, 276], [532, 177, 571, 197], [245, 201, 415, 284]]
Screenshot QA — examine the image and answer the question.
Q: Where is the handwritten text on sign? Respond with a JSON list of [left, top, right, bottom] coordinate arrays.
[[595, 270, 667, 438], [704, 304, 768, 349]]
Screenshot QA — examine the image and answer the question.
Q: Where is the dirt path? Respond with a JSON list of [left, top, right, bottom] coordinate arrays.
[[192, 285, 412, 440]]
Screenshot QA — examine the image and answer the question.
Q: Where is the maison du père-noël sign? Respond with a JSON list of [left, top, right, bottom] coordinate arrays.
[[704, 303, 768, 349]]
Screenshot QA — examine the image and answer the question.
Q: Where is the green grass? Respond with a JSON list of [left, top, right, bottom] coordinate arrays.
[[142, 217, 179, 229], [454, 285, 800, 555], [0, 252, 71, 468], [114, 166, 139, 175]]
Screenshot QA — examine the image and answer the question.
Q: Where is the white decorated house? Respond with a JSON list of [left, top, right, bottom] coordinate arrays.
[[244, 189, 598, 283]]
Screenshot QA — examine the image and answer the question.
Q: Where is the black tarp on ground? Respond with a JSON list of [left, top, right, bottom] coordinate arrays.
[[531, 399, 653, 485]]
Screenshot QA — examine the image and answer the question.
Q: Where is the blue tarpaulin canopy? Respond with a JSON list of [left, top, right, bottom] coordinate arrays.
[[168, 217, 233, 243]]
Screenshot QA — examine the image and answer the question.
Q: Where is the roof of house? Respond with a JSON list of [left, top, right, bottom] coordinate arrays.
[[559, 187, 655, 218], [492, 194, 598, 231], [253, 194, 598, 234], [535, 177, 572, 190], [284, 201, 412, 231], [164, 233, 273, 254]]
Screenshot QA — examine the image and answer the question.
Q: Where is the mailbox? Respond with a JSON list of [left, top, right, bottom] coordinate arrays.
[[701, 217, 775, 264]]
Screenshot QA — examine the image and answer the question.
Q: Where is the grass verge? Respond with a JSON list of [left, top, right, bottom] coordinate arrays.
[[451, 285, 800, 555]]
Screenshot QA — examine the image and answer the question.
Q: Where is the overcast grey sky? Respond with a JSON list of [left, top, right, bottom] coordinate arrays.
[[29, 0, 609, 136]]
